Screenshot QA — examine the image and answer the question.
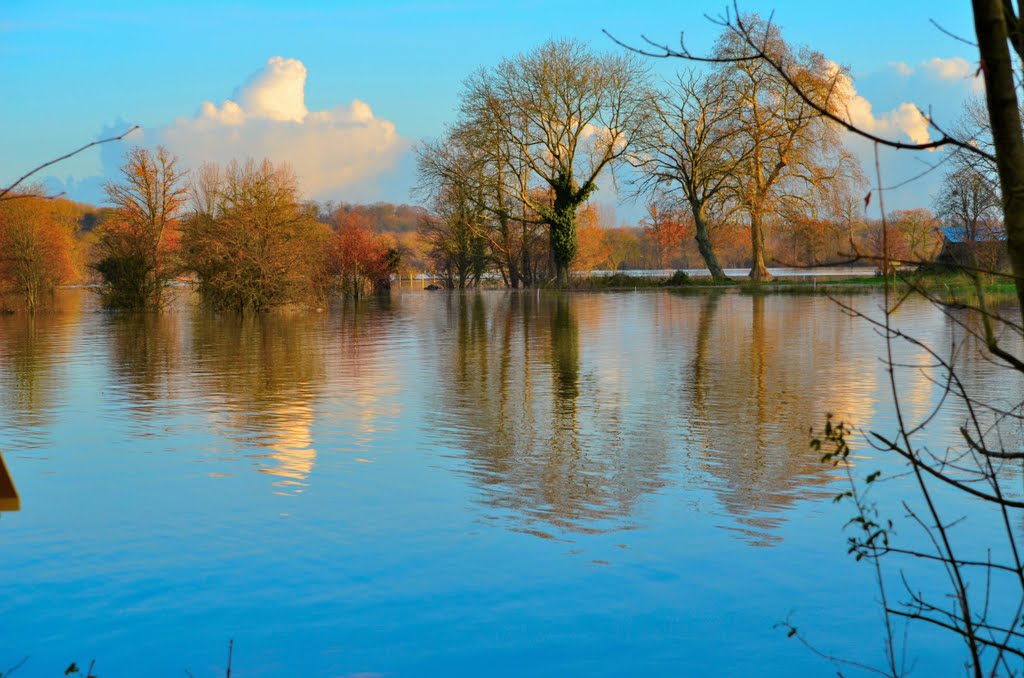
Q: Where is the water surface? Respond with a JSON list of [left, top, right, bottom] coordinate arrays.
[[0, 288, 1017, 676]]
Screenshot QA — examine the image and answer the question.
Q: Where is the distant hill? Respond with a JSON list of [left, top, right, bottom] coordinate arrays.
[[325, 201, 429, 234]]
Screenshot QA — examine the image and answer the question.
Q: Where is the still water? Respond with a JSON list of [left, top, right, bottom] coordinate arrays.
[[0, 288, 1019, 676]]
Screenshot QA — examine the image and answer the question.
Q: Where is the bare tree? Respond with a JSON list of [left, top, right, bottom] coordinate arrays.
[[458, 38, 652, 286], [633, 69, 742, 280], [417, 181, 492, 289], [935, 166, 1002, 269], [714, 15, 858, 281], [94, 146, 187, 309], [416, 130, 539, 287]]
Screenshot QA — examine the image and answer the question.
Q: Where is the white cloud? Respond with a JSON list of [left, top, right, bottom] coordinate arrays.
[[157, 56, 405, 199], [889, 56, 982, 91], [922, 56, 972, 80], [829, 62, 932, 145], [890, 61, 915, 77], [236, 56, 309, 123]]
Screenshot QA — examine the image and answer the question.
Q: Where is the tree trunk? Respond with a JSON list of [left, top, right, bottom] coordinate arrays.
[[691, 203, 730, 281], [748, 210, 772, 282], [547, 192, 578, 288], [973, 0, 1024, 318]]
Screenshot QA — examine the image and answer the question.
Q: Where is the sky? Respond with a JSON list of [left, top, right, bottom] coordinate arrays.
[[0, 0, 984, 222]]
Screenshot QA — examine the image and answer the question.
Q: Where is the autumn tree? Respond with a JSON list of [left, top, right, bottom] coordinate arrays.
[[331, 210, 401, 295], [639, 199, 691, 269], [714, 16, 857, 281], [572, 204, 613, 274], [454, 39, 651, 286], [417, 183, 490, 288], [0, 194, 77, 311], [182, 159, 331, 312], [93, 146, 186, 309], [603, 227, 641, 272], [876, 209, 942, 263], [774, 215, 843, 266]]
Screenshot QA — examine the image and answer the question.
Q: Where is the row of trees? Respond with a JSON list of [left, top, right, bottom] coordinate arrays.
[[0, 148, 401, 312], [415, 19, 866, 286], [0, 150, 968, 309], [413, 189, 953, 285], [414, 18, 1006, 288]]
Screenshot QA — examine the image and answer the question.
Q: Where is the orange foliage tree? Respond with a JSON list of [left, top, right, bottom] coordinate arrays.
[[331, 211, 400, 295], [572, 204, 612, 273], [640, 201, 690, 268], [890, 209, 943, 263], [182, 159, 331, 312], [861, 209, 943, 265], [94, 146, 186, 309], [604, 227, 642, 271], [710, 224, 750, 268], [776, 215, 846, 266], [0, 194, 77, 311]]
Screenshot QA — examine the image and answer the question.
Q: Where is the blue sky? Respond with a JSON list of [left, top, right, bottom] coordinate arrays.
[[1, 0, 982, 219]]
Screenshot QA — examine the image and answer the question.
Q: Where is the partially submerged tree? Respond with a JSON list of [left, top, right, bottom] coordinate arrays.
[[182, 159, 330, 312], [416, 124, 545, 288], [417, 185, 491, 289], [0, 195, 77, 311], [456, 38, 652, 286], [94, 146, 186, 309], [330, 210, 401, 296]]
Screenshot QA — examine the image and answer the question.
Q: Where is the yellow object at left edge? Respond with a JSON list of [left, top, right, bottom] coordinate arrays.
[[0, 452, 20, 511]]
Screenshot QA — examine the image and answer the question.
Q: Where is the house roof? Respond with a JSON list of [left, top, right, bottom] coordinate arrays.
[[941, 225, 1006, 243]]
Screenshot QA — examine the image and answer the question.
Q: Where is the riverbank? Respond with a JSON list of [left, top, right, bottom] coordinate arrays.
[[569, 271, 1018, 303]]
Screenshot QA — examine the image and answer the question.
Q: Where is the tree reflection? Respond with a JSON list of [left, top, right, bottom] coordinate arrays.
[[938, 303, 1024, 455], [326, 295, 403, 447], [431, 291, 668, 537], [0, 290, 81, 448], [688, 292, 877, 546], [191, 311, 326, 495], [106, 309, 183, 411]]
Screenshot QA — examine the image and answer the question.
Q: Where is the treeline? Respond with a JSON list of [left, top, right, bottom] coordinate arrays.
[[0, 149, 404, 312], [414, 15, 1002, 287], [569, 203, 947, 275]]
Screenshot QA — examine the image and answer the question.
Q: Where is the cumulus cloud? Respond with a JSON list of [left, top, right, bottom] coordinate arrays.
[[828, 62, 932, 145], [157, 56, 405, 199]]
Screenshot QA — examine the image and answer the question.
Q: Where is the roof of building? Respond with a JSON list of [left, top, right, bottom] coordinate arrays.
[[941, 225, 1006, 243]]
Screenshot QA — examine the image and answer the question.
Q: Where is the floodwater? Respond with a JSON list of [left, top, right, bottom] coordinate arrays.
[[0, 288, 1020, 676]]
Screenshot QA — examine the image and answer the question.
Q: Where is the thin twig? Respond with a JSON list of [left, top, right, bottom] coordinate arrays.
[[0, 125, 139, 201]]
